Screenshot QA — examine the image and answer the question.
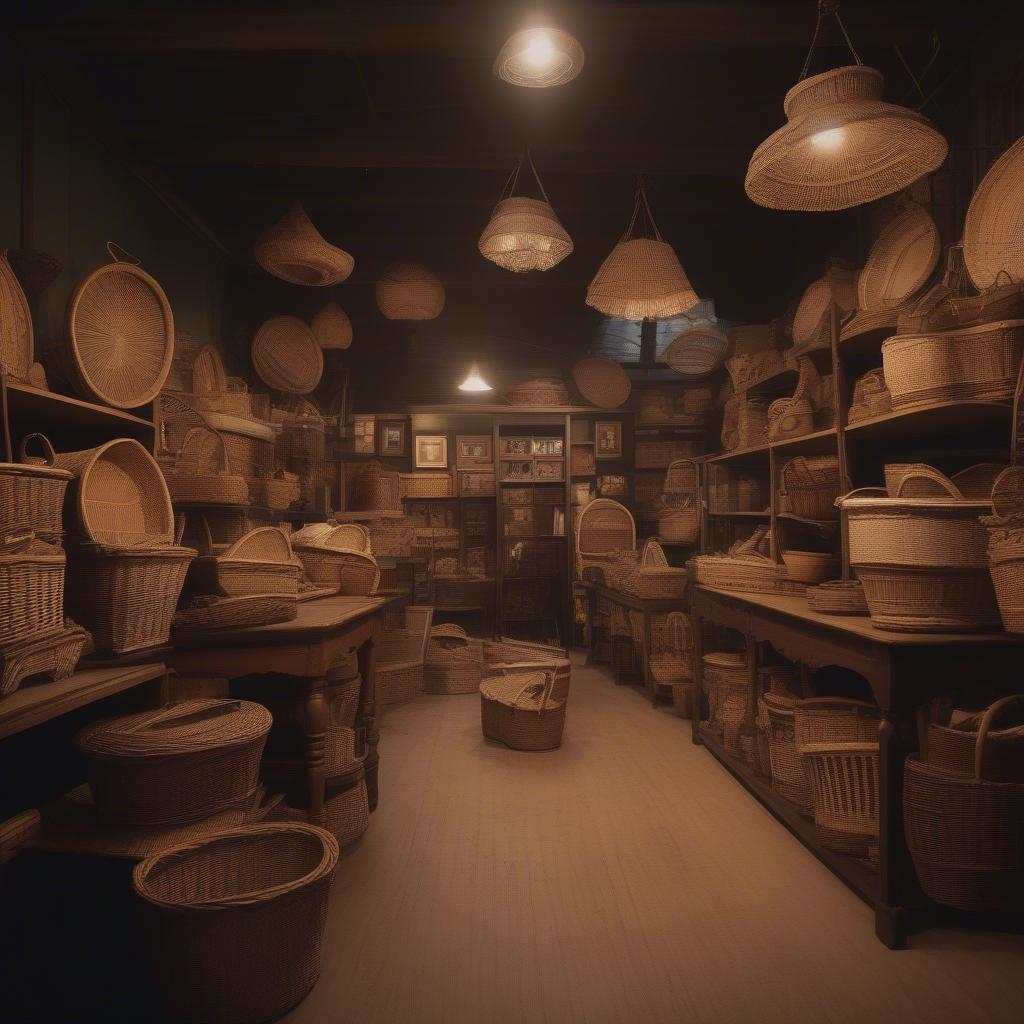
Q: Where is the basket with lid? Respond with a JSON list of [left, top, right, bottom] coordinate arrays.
[[0, 434, 72, 544], [76, 698, 272, 826]]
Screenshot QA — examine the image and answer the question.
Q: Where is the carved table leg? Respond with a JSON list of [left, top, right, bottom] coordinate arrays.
[[691, 611, 705, 745], [585, 587, 597, 666], [305, 675, 328, 827]]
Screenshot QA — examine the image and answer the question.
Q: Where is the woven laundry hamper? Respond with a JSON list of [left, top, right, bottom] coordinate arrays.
[[480, 669, 566, 750], [377, 261, 445, 320], [133, 823, 338, 1024], [255, 201, 353, 286]]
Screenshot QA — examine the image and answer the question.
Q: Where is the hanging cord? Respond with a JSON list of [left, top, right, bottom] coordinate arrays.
[[621, 177, 663, 242], [896, 28, 942, 109], [106, 241, 141, 266], [498, 146, 551, 203], [799, 0, 863, 82]]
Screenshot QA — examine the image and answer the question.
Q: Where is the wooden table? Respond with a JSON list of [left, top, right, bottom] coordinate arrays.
[[690, 585, 1024, 949], [580, 582, 689, 703], [170, 594, 401, 825]]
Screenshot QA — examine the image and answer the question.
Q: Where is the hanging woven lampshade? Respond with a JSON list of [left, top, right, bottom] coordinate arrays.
[[376, 262, 445, 320], [254, 202, 354, 286], [479, 149, 573, 273], [745, 5, 946, 211], [310, 302, 353, 350], [586, 185, 698, 320], [494, 26, 584, 89]]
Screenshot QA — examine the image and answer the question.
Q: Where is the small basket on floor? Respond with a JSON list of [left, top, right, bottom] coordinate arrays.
[[376, 606, 433, 707], [482, 637, 571, 701], [132, 823, 339, 1024], [763, 691, 811, 812], [480, 669, 566, 750], [423, 624, 484, 695], [801, 742, 880, 859]]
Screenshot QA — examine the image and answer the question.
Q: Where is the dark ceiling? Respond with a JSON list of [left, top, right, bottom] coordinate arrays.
[[12, 1, 1002, 398]]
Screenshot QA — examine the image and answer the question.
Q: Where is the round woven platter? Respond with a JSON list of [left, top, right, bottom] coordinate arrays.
[[65, 263, 175, 409], [792, 273, 857, 347], [858, 208, 940, 312], [0, 250, 33, 381], [251, 316, 323, 395], [571, 357, 631, 408], [663, 325, 729, 376], [963, 135, 1024, 290]]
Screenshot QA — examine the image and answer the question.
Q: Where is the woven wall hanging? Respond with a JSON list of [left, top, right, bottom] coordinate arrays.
[[376, 262, 445, 320], [586, 183, 698, 320], [479, 150, 573, 273], [745, 3, 947, 211], [254, 202, 354, 287]]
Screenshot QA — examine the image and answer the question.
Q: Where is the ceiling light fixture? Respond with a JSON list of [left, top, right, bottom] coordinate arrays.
[[458, 364, 492, 392], [494, 25, 584, 88], [810, 127, 846, 151]]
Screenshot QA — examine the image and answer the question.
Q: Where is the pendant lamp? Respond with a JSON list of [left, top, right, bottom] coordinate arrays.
[[310, 302, 353, 350], [458, 364, 492, 392], [745, 3, 947, 211], [254, 202, 354, 286], [586, 183, 698, 320], [479, 150, 573, 273], [494, 25, 584, 89], [376, 262, 445, 320]]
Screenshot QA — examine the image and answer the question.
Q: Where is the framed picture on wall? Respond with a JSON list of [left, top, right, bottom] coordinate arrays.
[[596, 421, 623, 459], [415, 434, 449, 469], [377, 418, 409, 457], [353, 415, 376, 454], [456, 434, 493, 468]]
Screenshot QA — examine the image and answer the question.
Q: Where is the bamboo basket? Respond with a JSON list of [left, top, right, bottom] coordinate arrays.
[[801, 743, 880, 858], [624, 540, 687, 599], [479, 670, 566, 750], [0, 623, 88, 698], [132, 823, 338, 1024], [575, 498, 635, 579], [376, 606, 433, 707], [423, 625, 484, 695], [202, 528, 300, 598], [399, 472, 453, 499], [0, 545, 66, 647], [1, 434, 72, 543], [780, 456, 841, 521], [293, 545, 379, 595], [763, 691, 811, 812], [77, 699, 272, 826]]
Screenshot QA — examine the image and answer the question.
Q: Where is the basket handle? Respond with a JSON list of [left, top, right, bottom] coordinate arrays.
[[106, 241, 141, 266], [895, 468, 960, 499], [18, 432, 56, 467], [834, 486, 887, 508], [511, 671, 554, 713], [974, 694, 1024, 780], [123, 699, 241, 734]]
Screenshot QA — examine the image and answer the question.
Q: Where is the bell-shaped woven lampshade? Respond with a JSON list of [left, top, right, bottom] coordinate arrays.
[[479, 197, 573, 273], [310, 302, 353, 350], [254, 202, 354, 286], [494, 27, 584, 88], [376, 262, 445, 320], [746, 65, 948, 211]]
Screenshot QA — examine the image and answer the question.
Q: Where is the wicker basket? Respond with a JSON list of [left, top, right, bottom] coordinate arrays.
[[132, 822, 338, 1024], [848, 368, 892, 424], [571, 357, 631, 409], [294, 545, 380, 595], [53, 438, 175, 546], [261, 471, 302, 511], [255, 201, 354, 286], [904, 696, 1024, 913], [423, 625, 484, 695], [349, 462, 402, 512], [0, 622, 87, 698], [658, 501, 699, 544], [806, 579, 868, 615], [174, 594, 297, 631], [505, 377, 570, 407], [198, 528, 301, 598], [780, 456, 841, 521], [480, 670, 566, 750], [310, 301, 352, 350], [252, 316, 323, 395], [650, 611, 694, 686], [400, 472, 453, 499], [376, 606, 433, 707], [575, 498, 636, 579], [479, 195, 573, 273], [483, 640, 571, 702], [0, 248, 33, 382], [376, 261, 445, 320], [0, 544, 66, 647], [164, 427, 250, 507], [987, 527, 1024, 633], [664, 324, 729, 376], [763, 691, 811, 812], [625, 541, 687, 599], [801, 743, 880, 858], [923, 698, 1024, 783], [703, 652, 747, 738], [1, 434, 72, 544], [882, 320, 1024, 407], [77, 699, 272, 826], [323, 773, 370, 846], [64, 260, 174, 409], [66, 544, 194, 655], [780, 550, 837, 585]]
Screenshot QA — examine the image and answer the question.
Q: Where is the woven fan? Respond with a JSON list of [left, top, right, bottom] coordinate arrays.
[[571, 357, 630, 408], [251, 316, 323, 395], [859, 207, 941, 311], [963, 135, 1024, 290]]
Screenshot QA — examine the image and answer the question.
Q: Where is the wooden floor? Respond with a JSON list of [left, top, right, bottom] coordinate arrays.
[[287, 657, 1024, 1024]]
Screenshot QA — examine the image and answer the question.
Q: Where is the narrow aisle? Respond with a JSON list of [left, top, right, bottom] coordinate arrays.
[[287, 658, 1024, 1024]]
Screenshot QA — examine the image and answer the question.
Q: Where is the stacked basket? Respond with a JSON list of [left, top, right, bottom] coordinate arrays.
[[290, 523, 380, 596], [423, 624, 484, 695]]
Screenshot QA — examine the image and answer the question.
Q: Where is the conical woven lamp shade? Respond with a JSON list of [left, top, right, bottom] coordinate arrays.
[[310, 302, 352, 350], [254, 202, 354, 286], [746, 65, 948, 211], [376, 262, 445, 320], [479, 197, 573, 273]]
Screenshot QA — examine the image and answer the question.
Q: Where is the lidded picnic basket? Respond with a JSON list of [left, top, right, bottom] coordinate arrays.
[[571, 357, 631, 408], [376, 262, 445, 320], [64, 251, 175, 409], [480, 669, 566, 751], [132, 822, 339, 1024], [251, 316, 324, 395], [76, 699, 272, 826], [1, 434, 72, 544], [575, 498, 636, 581], [310, 301, 352, 350], [254, 201, 354, 286]]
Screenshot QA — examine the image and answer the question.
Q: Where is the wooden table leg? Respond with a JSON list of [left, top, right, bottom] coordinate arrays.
[[691, 611, 705, 745], [642, 610, 656, 705], [305, 675, 328, 826], [585, 587, 597, 666]]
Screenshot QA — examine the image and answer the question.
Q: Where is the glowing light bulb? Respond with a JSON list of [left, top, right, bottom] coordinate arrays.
[[458, 364, 492, 392], [520, 30, 555, 68], [811, 127, 846, 151]]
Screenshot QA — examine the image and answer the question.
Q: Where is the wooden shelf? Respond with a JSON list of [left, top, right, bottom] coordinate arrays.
[[4, 381, 154, 445], [704, 427, 839, 466], [845, 400, 1013, 443], [707, 510, 771, 518], [0, 663, 166, 741]]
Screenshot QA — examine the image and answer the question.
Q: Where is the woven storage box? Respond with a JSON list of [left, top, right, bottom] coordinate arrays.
[[350, 462, 402, 512], [505, 377, 569, 406], [763, 692, 811, 812], [480, 669, 566, 750], [376, 606, 433, 707], [781, 456, 841, 521], [801, 743, 880, 858], [77, 699, 272, 826], [400, 472, 453, 499], [294, 545, 379, 595], [882, 319, 1024, 407], [0, 546, 66, 646], [1, 434, 72, 543], [658, 503, 699, 544], [904, 696, 1024, 914], [132, 823, 338, 1024]]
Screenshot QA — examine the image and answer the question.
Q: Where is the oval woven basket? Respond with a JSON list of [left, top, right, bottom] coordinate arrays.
[[254, 202, 354, 287], [963, 135, 1024, 290], [376, 262, 445, 320], [571, 357, 631, 408], [664, 325, 729, 376], [792, 272, 857, 349], [0, 249, 33, 381], [191, 343, 227, 395], [223, 526, 293, 562], [310, 302, 352, 350], [252, 315, 323, 395], [859, 207, 941, 311], [65, 262, 174, 409], [505, 377, 570, 406]]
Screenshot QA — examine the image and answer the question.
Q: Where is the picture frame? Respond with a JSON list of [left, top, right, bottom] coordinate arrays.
[[598, 474, 628, 496], [415, 434, 449, 469], [353, 415, 376, 454], [377, 418, 409, 457], [456, 434, 493, 468], [596, 420, 623, 459]]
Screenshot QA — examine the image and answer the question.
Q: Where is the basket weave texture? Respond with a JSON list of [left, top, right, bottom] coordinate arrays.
[[376, 606, 433, 707], [963, 135, 1024, 290], [571, 357, 631, 408], [587, 238, 698, 320], [479, 197, 573, 272], [310, 302, 352, 350], [858, 207, 941, 311], [251, 315, 323, 395], [254, 202, 354, 286], [377, 262, 445, 320], [1, 434, 72, 543], [664, 325, 729, 376], [0, 249, 33, 381], [480, 669, 566, 750]]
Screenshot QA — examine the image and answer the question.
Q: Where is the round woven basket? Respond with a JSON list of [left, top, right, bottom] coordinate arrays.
[[0, 250, 33, 381], [571, 357, 631, 408], [664, 325, 729, 375], [310, 302, 352, 350], [505, 376, 570, 406], [745, 65, 948, 211], [376, 262, 445, 320], [858, 207, 941, 311], [479, 196, 573, 272], [255, 202, 354, 286], [792, 271, 857, 350], [493, 27, 584, 88], [65, 262, 174, 409], [252, 316, 323, 395], [963, 135, 1024, 290], [191, 343, 227, 394]]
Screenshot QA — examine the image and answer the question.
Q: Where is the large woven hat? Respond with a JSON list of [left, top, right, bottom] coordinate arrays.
[[376, 262, 445, 320], [963, 134, 1024, 290], [587, 185, 698, 320], [746, 65, 947, 211], [254, 202, 354, 287], [310, 302, 353, 350]]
